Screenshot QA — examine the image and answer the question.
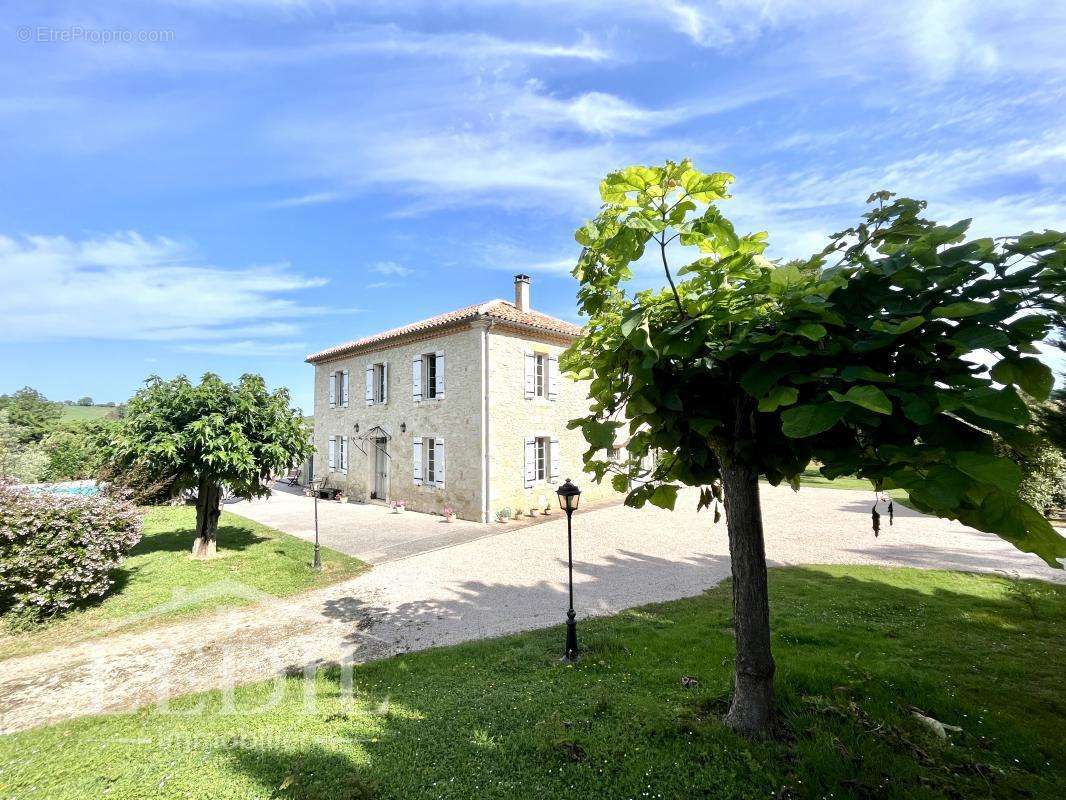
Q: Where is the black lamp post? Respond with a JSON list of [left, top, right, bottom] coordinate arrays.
[[312, 480, 322, 571], [556, 478, 581, 662]]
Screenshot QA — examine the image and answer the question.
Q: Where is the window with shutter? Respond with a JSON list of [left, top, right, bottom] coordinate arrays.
[[435, 351, 445, 398], [425, 437, 435, 484], [434, 438, 445, 487], [523, 437, 536, 488], [425, 353, 437, 399], [534, 353, 547, 398], [523, 351, 535, 399]]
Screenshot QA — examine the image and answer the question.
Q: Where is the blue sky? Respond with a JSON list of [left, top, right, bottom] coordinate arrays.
[[1, 1, 1064, 413]]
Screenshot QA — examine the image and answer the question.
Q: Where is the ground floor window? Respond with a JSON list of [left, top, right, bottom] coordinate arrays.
[[535, 436, 548, 481]]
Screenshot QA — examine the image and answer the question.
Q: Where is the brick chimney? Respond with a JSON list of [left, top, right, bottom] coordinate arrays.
[[514, 274, 531, 312]]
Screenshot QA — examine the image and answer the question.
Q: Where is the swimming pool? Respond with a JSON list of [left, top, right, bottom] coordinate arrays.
[[27, 483, 102, 497]]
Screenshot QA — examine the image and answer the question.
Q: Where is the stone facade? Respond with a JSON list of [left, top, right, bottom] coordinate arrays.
[[309, 283, 625, 521], [312, 325, 485, 521]]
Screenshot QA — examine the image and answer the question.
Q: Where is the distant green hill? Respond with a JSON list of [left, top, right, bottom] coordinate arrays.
[[61, 405, 118, 422]]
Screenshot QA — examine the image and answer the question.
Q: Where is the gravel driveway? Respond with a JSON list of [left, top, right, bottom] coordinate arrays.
[[2, 484, 1062, 734]]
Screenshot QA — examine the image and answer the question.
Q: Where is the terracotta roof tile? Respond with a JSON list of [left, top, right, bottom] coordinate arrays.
[[306, 299, 582, 363]]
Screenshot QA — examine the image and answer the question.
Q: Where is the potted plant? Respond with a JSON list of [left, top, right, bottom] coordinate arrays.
[[391, 500, 406, 514], [496, 507, 512, 524], [540, 494, 552, 515], [443, 505, 455, 523], [336, 491, 348, 503]]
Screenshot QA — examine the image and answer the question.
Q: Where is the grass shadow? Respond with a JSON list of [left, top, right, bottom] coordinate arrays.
[[129, 522, 268, 556]]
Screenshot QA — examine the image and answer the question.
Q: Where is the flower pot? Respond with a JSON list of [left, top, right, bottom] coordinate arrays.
[[444, 513, 455, 523]]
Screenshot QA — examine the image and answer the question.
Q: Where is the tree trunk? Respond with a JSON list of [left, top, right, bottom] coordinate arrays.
[[192, 479, 221, 558], [720, 461, 775, 735]]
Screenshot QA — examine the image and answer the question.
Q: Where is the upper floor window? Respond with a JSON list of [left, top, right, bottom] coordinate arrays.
[[524, 350, 558, 401], [365, 362, 388, 405], [413, 351, 445, 401], [329, 369, 349, 408]]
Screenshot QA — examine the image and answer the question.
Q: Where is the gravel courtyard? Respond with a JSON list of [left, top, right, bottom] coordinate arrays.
[[2, 484, 1062, 733]]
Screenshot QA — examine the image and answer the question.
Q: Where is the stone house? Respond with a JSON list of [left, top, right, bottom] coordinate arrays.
[[305, 275, 621, 521]]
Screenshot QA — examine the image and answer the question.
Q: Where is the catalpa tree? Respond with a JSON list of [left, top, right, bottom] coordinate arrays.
[[115, 374, 311, 558], [561, 160, 1066, 735]]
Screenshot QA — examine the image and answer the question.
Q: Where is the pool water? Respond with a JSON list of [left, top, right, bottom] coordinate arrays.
[[28, 484, 101, 497]]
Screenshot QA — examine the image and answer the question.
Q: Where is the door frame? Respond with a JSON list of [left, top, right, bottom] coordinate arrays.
[[372, 436, 389, 501]]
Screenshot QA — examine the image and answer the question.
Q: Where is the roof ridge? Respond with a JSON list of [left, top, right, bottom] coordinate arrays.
[[306, 296, 581, 363]]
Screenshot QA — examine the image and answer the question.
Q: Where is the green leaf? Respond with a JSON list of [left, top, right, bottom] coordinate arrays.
[[960, 490, 1066, 568], [840, 366, 893, 383], [990, 357, 1054, 401], [900, 394, 934, 425], [871, 315, 925, 335], [649, 484, 679, 510], [931, 301, 993, 319], [619, 307, 644, 338], [960, 386, 1029, 425], [758, 386, 799, 412], [794, 323, 828, 341], [781, 403, 848, 438], [739, 365, 785, 399], [841, 385, 892, 414], [954, 452, 1022, 491]]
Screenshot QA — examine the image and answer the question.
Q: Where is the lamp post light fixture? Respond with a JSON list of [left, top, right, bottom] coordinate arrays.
[[556, 478, 581, 662]]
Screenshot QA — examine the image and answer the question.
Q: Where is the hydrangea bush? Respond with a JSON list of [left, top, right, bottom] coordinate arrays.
[[0, 478, 142, 621]]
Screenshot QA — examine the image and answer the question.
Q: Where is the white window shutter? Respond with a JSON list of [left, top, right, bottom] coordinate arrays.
[[328, 436, 336, 471], [523, 351, 535, 399], [342, 369, 350, 407], [435, 351, 445, 398], [329, 371, 337, 408], [412, 356, 422, 402], [524, 437, 536, 488], [413, 437, 423, 486], [382, 362, 389, 404], [340, 436, 347, 473], [365, 366, 374, 406], [547, 355, 559, 401], [435, 438, 445, 487], [549, 436, 560, 483]]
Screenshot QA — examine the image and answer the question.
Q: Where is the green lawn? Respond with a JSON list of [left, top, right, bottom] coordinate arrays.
[[59, 404, 117, 422], [2, 566, 1062, 799], [0, 506, 365, 660], [794, 467, 913, 506]]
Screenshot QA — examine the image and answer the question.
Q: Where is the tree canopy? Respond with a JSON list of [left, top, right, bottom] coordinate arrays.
[[114, 373, 310, 556], [564, 161, 1066, 568]]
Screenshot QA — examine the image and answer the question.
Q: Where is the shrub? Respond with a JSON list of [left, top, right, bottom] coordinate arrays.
[[0, 479, 142, 621], [1017, 444, 1066, 514]]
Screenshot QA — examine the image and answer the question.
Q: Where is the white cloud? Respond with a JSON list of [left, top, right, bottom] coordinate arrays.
[[0, 232, 330, 346], [175, 340, 306, 356], [371, 261, 413, 277], [365, 281, 396, 289]]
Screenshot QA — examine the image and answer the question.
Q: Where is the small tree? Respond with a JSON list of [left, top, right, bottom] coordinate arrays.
[[114, 373, 311, 557], [77, 396, 94, 406], [5, 387, 61, 444], [564, 160, 1066, 735]]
